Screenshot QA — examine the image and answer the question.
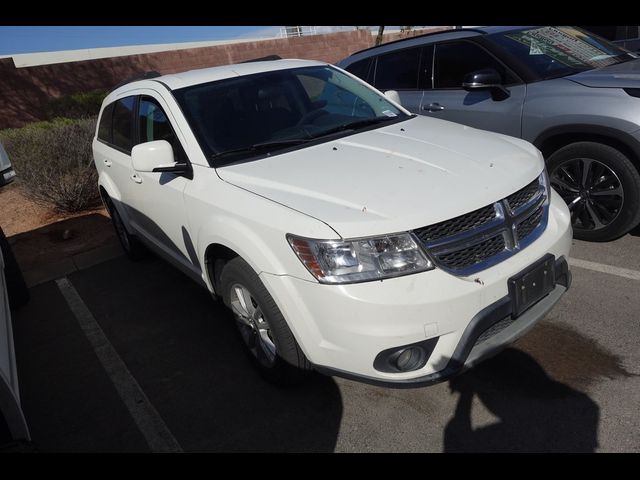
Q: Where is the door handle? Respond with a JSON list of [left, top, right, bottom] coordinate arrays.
[[130, 173, 142, 184], [423, 103, 445, 112], [103, 159, 112, 167]]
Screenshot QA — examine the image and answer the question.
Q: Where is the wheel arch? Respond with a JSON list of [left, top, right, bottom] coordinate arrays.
[[533, 125, 640, 173], [204, 243, 240, 296]]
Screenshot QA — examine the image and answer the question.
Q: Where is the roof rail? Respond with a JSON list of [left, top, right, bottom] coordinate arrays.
[[110, 70, 162, 92], [240, 54, 282, 63], [347, 28, 488, 57]]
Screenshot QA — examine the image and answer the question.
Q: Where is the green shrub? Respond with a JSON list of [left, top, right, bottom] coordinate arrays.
[[0, 117, 77, 143], [46, 89, 108, 120], [0, 118, 100, 213]]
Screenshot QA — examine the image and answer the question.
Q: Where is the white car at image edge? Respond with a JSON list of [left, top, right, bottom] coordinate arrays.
[[93, 58, 572, 387], [1, 142, 30, 444]]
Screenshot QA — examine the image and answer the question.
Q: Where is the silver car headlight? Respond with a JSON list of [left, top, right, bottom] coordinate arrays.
[[287, 233, 434, 284]]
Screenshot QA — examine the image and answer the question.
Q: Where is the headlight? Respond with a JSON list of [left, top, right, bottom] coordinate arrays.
[[287, 233, 434, 284]]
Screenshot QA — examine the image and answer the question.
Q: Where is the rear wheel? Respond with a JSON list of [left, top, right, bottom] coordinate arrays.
[[106, 198, 147, 260], [219, 257, 312, 386], [548, 142, 640, 241]]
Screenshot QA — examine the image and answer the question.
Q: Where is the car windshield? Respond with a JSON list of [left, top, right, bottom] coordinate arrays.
[[173, 65, 409, 165], [488, 26, 638, 80]]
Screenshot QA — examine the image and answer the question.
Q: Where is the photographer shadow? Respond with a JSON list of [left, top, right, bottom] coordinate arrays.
[[443, 348, 599, 452]]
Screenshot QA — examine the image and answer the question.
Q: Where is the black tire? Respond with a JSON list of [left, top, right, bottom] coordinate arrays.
[[106, 198, 147, 261], [219, 257, 312, 386], [547, 142, 640, 242], [0, 226, 29, 309]]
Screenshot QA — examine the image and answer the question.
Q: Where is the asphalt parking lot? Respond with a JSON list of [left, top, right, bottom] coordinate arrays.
[[8, 228, 640, 452]]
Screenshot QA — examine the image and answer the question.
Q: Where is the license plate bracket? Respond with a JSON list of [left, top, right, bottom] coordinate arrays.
[[508, 254, 556, 318]]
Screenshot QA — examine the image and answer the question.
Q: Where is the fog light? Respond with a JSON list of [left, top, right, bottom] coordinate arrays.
[[395, 347, 424, 372], [373, 338, 438, 373]]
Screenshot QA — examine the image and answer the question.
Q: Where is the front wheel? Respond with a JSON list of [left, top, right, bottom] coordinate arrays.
[[548, 142, 640, 241], [219, 257, 312, 386]]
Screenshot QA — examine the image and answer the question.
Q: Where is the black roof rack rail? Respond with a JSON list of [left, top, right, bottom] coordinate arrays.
[[240, 54, 282, 63], [347, 28, 488, 58], [110, 70, 162, 92]]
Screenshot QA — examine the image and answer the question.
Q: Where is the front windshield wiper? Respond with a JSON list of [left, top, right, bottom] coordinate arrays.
[[211, 138, 311, 160], [309, 116, 398, 139]]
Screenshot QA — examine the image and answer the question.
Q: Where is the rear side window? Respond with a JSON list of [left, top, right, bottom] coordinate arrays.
[[374, 46, 423, 90], [434, 41, 517, 89], [97, 103, 114, 143], [111, 96, 136, 152], [344, 58, 373, 83]]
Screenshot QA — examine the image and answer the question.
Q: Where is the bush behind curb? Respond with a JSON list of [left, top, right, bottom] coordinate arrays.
[[0, 117, 100, 213]]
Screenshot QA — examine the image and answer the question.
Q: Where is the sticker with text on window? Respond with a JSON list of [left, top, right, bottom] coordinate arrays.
[[382, 110, 398, 117]]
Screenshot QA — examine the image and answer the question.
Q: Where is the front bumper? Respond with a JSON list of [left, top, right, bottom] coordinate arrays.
[[315, 258, 570, 388], [259, 189, 573, 386]]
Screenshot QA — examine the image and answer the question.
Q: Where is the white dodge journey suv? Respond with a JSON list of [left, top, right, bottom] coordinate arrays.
[[93, 58, 572, 387]]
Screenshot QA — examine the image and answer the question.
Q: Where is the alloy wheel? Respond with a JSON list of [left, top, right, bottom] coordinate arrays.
[[550, 157, 624, 232], [229, 283, 277, 367]]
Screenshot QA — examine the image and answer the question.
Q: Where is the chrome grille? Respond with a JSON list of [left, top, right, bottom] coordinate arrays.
[[414, 174, 549, 275], [438, 234, 506, 270], [506, 178, 540, 212], [516, 206, 544, 241], [414, 205, 496, 243]]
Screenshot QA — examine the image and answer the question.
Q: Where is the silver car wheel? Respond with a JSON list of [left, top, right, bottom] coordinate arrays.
[[229, 283, 277, 367], [550, 157, 624, 231]]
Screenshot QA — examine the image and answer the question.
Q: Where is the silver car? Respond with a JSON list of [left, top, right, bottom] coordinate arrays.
[[0, 143, 16, 188], [338, 26, 640, 241]]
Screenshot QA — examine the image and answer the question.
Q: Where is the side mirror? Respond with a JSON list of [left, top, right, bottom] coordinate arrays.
[[383, 90, 402, 106], [462, 69, 510, 99], [131, 140, 190, 176]]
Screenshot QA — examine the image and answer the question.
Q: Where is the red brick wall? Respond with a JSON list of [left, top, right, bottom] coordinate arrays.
[[0, 28, 445, 129]]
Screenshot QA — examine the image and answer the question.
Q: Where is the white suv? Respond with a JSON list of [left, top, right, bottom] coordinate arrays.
[[93, 59, 572, 387]]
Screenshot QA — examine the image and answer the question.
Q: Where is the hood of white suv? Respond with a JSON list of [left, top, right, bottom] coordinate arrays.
[[217, 116, 544, 238]]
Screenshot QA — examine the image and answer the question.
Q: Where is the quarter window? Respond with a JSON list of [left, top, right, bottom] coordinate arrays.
[[111, 96, 136, 152], [374, 46, 423, 90], [97, 103, 114, 143], [433, 41, 516, 89], [344, 58, 373, 83]]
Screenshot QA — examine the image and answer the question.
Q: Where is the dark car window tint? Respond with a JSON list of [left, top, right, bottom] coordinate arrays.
[[138, 98, 175, 143], [111, 96, 136, 152], [434, 41, 516, 89], [97, 103, 114, 143], [374, 46, 422, 90], [418, 45, 434, 89], [345, 58, 372, 83], [138, 97, 185, 161], [174, 65, 408, 165]]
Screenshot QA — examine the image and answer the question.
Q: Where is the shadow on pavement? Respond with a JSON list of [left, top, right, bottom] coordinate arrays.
[[17, 254, 343, 452], [443, 348, 599, 452]]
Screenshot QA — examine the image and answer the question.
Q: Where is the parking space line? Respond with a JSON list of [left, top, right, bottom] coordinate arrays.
[[569, 258, 640, 281], [55, 277, 183, 453]]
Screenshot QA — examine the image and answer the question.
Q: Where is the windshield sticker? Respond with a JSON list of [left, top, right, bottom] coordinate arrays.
[[382, 110, 398, 117], [529, 39, 544, 55], [507, 27, 619, 68]]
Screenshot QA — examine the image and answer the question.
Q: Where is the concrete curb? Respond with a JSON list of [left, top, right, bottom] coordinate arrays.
[[22, 242, 123, 288]]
